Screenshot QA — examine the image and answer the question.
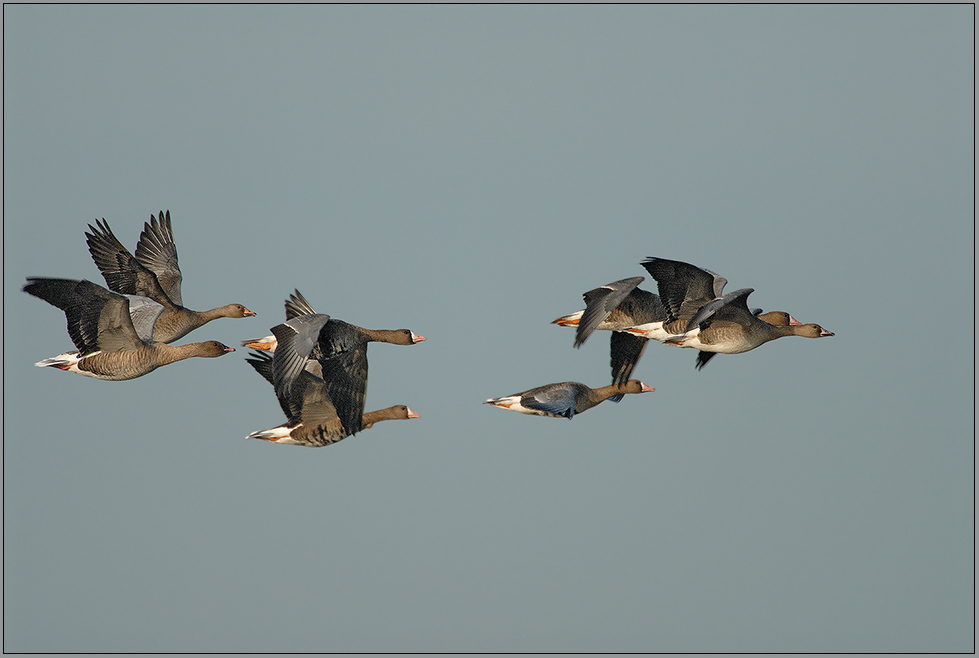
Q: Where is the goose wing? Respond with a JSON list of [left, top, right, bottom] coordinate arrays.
[[284, 289, 317, 320], [575, 276, 644, 347], [641, 257, 723, 324], [134, 210, 183, 306], [609, 331, 649, 385], [315, 320, 368, 436], [85, 218, 178, 308], [689, 288, 756, 330], [23, 278, 147, 354], [270, 313, 331, 401], [122, 294, 165, 342], [520, 384, 583, 420]]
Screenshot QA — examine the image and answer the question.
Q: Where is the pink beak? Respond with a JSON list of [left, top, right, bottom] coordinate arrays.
[[407, 408, 420, 419], [411, 333, 426, 343], [640, 383, 655, 393]]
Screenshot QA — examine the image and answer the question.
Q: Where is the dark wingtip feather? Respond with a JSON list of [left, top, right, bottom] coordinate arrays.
[[695, 351, 716, 371], [245, 350, 275, 385], [284, 289, 317, 320]]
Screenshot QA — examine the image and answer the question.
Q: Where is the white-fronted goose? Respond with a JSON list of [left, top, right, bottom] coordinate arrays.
[[85, 211, 255, 343], [658, 288, 833, 352], [553, 276, 665, 385], [626, 258, 833, 359], [23, 277, 234, 380], [623, 258, 794, 338], [693, 310, 801, 370], [267, 298, 425, 437], [485, 380, 654, 420], [244, 351, 418, 447], [553, 267, 737, 383]]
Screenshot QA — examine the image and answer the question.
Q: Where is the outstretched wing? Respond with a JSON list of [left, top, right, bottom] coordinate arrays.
[[23, 278, 144, 354], [85, 219, 178, 308], [641, 257, 723, 324], [284, 289, 317, 320], [134, 210, 183, 306]]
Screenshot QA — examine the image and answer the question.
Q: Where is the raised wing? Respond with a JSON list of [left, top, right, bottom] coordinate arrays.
[[134, 210, 183, 306], [85, 219, 178, 308], [641, 257, 724, 323], [284, 289, 317, 320]]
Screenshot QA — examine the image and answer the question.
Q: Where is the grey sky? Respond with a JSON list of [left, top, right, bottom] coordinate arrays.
[[3, 5, 973, 653]]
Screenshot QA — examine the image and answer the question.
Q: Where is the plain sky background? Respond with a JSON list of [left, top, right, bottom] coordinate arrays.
[[3, 5, 973, 653]]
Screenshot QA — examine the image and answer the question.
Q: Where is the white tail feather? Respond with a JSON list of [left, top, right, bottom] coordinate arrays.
[[246, 424, 298, 442], [241, 335, 277, 351], [35, 351, 88, 368]]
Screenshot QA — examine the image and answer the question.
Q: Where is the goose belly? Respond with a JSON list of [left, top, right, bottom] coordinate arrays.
[[668, 333, 758, 354], [624, 321, 676, 342], [555, 310, 642, 332], [35, 351, 122, 380]]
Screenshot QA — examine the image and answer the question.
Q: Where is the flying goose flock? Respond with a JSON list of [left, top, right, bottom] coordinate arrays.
[[23, 210, 834, 446]]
